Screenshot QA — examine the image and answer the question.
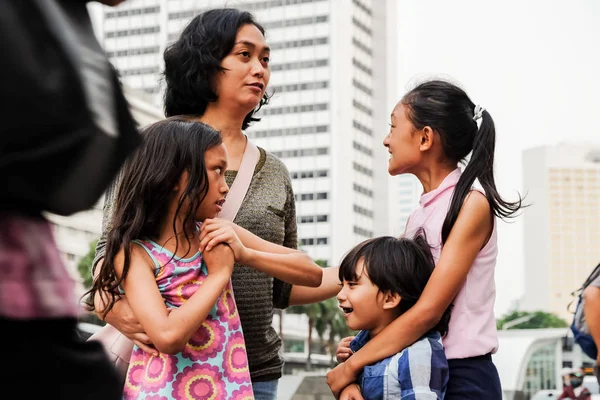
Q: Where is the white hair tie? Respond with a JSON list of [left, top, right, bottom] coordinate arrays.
[[473, 105, 485, 121]]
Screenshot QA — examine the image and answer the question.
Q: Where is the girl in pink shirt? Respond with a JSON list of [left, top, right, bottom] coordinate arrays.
[[329, 80, 523, 400]]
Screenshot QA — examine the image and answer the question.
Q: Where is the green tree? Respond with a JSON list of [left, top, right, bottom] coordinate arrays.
[[77, 239, 98, 290], [496, 310, 569, 330]]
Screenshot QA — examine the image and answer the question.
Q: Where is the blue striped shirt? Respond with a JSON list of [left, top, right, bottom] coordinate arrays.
[[350, 330, 449, 399]]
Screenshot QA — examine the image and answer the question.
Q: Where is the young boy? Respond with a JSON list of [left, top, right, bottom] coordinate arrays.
[[335, 236, 450, 399]]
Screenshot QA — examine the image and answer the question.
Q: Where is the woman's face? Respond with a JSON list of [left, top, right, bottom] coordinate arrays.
[[214, 24, 271, 113]]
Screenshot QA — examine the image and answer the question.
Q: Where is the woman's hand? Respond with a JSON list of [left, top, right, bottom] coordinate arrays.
[[336, 336, 355, 363], [339, 384, 363, 400], [327, 361, 359, 399], [200, 219, 250, 264]]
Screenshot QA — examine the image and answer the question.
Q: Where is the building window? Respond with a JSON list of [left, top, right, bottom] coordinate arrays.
[[106, 46, 160, 58], [272, 147, 329, 158], [249, 125, 328, 139], [353, 183, 373, 197], [352, 17, 372, 36], [269, 81, 329, 94], [270, 37, 329, 51], [353, 120, 373, 136], [352, 79, 373, 96], [353, 99, 373, 116], [353, 0, 372, 16], [352, 37, 372, 56], [271, 59, 329, 72], [353, 141, 373, 156], [106, 6, 160, 18], [300, 237, 329, 246], [353, 204, 374, 218], [259, 103, 328, 116], [353, 226, 373, 238], [295, 192, 329, 202], [353, 162, 373, 177], [290, 169, 329, 179], [262, 15, 329, 29], [105, 26, 160, 38]]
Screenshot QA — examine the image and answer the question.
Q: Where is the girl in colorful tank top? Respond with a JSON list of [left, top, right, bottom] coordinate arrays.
[[85, 118, 321, 400]]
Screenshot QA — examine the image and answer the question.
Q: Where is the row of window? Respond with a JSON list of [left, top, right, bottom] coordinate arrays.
[[300, 237, 328, 246], [353, 162, 373, 177], [354, 225, 373, 238], [352, 17, 372, 36], [249, 125, 328, 139], [353, 120, 373, 136], [272, 147, 329, 158], [354, 204, 373, 218], [354, 183, 374, 198], [241, 0, 326, 11], [259, 103, 328, 116], [353, 99, 373, 116], [352, 58, 372, 76], [353, 0, 373, 16], [353, 37, 372, 56], [270, 37, 328, 51], [270, 80, 329, 93], [106, 46, 160, 58], [295, 192, 328, 201], [353, 78, 373, 96], [106, 26, 159, 38], [290, 169, 329, 179], [262, 15, 329, 30], [105, 5, 159, 18], [298, 214, 328, 223], [271, 58, 329, 72], [353, 140, 373, 157], [118, 66, 160, 77]]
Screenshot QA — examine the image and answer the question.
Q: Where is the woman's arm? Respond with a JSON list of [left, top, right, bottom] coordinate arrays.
[[199, 218, 322, 287], [121, 243, 233, 355], [326, 192, 493, 397]]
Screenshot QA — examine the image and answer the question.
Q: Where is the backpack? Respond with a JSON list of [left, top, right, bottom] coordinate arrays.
[[570, 262, 600, 360]]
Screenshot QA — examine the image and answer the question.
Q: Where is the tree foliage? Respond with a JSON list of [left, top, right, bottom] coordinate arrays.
[[496, 310, 569, 330]]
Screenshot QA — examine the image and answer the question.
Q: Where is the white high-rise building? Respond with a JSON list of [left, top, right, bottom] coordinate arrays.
[[90, 0, 395, 266], [521, 144, 600, 321]]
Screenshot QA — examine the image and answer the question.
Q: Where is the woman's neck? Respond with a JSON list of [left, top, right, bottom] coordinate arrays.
[[195, 103, 249, 170], [413, 162, 458, 194]]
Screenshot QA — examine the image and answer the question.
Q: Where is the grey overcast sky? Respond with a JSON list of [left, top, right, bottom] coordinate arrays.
[[392, 0, 600, 315]]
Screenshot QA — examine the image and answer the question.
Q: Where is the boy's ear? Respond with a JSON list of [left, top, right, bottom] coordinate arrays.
[[382, 291, 401, 310]]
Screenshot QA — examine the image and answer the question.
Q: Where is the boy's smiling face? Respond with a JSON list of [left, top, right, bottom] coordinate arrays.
[[337, 259, 392, 335]]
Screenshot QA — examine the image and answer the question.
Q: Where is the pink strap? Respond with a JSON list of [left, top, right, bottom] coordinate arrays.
[[218, 136, 259, 222]]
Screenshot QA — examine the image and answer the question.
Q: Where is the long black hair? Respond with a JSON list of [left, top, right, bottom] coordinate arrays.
[[402, 80, 523, 244], [163, 8, 270, 130], [339, 235, 451, 336], [83, 117, 222, 317]]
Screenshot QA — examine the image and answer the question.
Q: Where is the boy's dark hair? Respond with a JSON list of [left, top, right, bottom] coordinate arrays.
[[339, 234, 451, 336], [402, 80, 524, 244], [83, 117, 222, 317], [163, 8, 269, 130]]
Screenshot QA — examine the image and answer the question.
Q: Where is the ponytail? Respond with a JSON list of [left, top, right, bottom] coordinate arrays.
[[441, 110, 523, 244]]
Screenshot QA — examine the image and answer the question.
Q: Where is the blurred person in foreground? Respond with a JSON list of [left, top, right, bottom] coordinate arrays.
[[0, 0, 140, 398], [558, 369, 591, 400]]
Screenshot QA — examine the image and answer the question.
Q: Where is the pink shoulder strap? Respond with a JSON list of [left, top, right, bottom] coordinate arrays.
[[218, 136, 259, 222]]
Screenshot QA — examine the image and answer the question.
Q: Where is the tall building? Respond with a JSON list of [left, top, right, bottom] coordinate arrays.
[[521, 144, 600, 321], [90, 0, 395, 266]]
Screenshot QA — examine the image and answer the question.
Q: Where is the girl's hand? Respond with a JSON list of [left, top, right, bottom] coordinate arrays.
[[339, 384, 363, 400], [202, 243, 234, 280], [336, 336, 355, 363], [200, 219, 250, 264]]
